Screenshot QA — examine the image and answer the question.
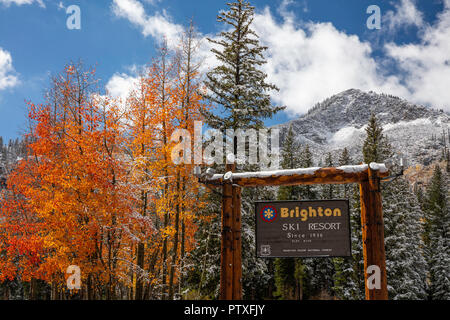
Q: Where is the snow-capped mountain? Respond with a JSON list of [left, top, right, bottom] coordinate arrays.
[[275, 89, 450, 166]]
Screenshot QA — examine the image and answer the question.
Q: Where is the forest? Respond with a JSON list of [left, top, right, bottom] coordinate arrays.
[[0, 0, 448, 300]]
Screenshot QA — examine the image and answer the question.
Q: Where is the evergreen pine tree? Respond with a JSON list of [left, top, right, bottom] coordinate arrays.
[[415, 186, 426, 213], [424, 165, 450, 300], [241, 185, 275, 299], [362, 113, 392, 163], [299, 145, 317, 200], [338, 148, 351, 198], [273, 257, 296, 299], [273, 126, 306, 299], [383, 178, 427, 299], [194, 1, 284, 299], [202, 0, 283, 131], [306, 152, 335, 297], [424, 166, 448, 242], [446, 150, 450, 173], [333, 149, 365, 299], [334, 185, 366, 299], [362, 114, 428, 299], [278, 126, 301, 201], [321, 152, 334, 199], [429, 236, 450, 300], [185, 189, 222, 299], [296, 145, 336, 298]]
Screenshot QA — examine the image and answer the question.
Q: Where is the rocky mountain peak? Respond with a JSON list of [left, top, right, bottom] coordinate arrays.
[[276, 89, 450, 166]]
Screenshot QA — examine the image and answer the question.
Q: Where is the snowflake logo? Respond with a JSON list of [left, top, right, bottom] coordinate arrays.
[[261, 205, 278, 222]]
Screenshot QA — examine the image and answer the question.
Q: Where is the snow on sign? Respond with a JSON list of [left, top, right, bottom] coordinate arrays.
[[255, 200, 351, 258]]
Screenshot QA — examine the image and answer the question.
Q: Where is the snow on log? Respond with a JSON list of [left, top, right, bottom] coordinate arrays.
[[210, 167, 322, 181], [206, 163, 389, 187], [368, 163, 389, 173]]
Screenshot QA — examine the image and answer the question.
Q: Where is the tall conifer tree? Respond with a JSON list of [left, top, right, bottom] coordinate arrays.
[[202, 0, 283, 131], [362, 114, 427, 299], [424, 165, 450, 300], [191, 0, 283, 299]]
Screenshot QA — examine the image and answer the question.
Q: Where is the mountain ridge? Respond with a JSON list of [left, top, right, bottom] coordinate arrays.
[[276, 88, 450, 166]]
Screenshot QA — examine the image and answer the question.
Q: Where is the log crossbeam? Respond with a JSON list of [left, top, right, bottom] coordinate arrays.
[[205, 163, 389, 187]]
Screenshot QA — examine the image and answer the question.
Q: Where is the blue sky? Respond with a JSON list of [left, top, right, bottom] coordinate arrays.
[[0, 0, 448, 142]]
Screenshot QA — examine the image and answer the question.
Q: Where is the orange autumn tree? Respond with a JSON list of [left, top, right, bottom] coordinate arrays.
[[168, 23, 207, 299], [0, 31, 207, 300], [126, 43, 181, 300], [0, 160, 46, 291], [125, 34, 206, 300], [125, 70, 160, 299], [0, 62, 135, 299]]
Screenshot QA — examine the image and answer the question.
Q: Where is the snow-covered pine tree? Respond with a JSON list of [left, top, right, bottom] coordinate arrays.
[[241, 185, 275, 299], [294, 144, 332, 298], [362, 113, 392, 163], [445, 150, 450, 173], [303, 152, 335, 297], [362, 113, 427, 299], [298, 144, 317, 200], [424, 165, 450, 300], [202, 0, 283, 131], [273, 257, 296, 299], [197, 0, 284, 299], [429, 236, 450, 300], [415, 186, 426, 213], [273, 126, 306, 300], [338, 148, 351, 198], [321, 152, 334, 199], [278, 126, 301, 201], [333, 148, 365, 299], [184, 188, 222, 299], [383, 177, 427, 300]]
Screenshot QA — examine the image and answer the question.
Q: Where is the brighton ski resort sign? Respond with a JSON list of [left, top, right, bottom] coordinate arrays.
[[256, 200, 351, 258]]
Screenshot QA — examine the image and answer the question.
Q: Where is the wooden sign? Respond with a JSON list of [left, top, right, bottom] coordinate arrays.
[[255, 200, 351, 258]]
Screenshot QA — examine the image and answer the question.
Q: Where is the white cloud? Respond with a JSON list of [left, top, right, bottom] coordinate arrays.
[[109, 0, 218, 97], [101, 72, 140, 118], [252, 8, 408, 115], [0, 47, 20, 91], [106, 72, 139, 102], [0, 0, 45, 8], [111, 0, 183, 49], [142, 0, 160, 5], [278, 0, 308, 19], [385, 0, 450, 110], [384, 0, 424, 31]]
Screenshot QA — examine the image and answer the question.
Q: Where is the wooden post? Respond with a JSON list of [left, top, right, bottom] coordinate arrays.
[[220, 172, 233, 300], [232, 185, 242, 300], [359, 167, 388, 300], [220, 133, 243, 300]]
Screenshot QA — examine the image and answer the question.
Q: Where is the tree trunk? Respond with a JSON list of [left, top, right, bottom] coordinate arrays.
[[168, 171, 181, 299]]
